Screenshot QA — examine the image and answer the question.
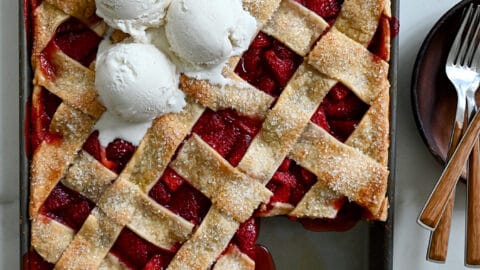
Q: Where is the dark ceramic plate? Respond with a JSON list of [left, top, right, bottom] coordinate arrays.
[[412, 0, 480, 168]]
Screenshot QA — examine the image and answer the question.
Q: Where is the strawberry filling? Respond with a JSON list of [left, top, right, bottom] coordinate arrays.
[[27, 88, 62, 157], [38, 17, 102, 79], [39, 183, 95, 231], [232, 217, 260, 260], [82, 131, 137, 174], [262, 159, 318, 211], [298, 202, 364, 232], [368, 15, 391, 61], [295, 0, 344, 24], [192, 109, 263, 166], [235, 32, 303, 98], [23, 250, 54, 270], [149, 170, 211, 225], [312, 83, 369, 142], [110, 228, 176, 270], [254, 245, 276, 270]]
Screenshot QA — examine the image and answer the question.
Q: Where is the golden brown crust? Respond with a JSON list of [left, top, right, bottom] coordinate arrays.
[[62, 151, 117, 202], [44, 0, 96, 22], [308, 28, 390, 105], [32, 2, 69, 65], [30, 103, 96, 216], [334, 0, 386, 46], [34, 50, 105, 118], [258, 202, 294, 217], [289, 181, 343, 219], [171, 135, 272, 222], [346, 90, 390, 165], [32, 216, 74, 263], [120, 100, 204, 192], [180, 74, 274, 118], [55, 209, 123, 270], [167, 208, 240, 270], [33, 2, 105, 118], [242, 0, 282, 25], [238, 63, 336, 184], [263, 0, 329, 56], [290, 123, 389, 216], [214, 245, 255, 270], [98, 254, 128, 270]]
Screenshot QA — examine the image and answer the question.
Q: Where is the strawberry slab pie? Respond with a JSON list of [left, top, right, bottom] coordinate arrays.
[[23, 0, 396, 269]]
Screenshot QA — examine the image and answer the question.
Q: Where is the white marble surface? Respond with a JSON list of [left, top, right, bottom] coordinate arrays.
[[0, 0, 474, 269]]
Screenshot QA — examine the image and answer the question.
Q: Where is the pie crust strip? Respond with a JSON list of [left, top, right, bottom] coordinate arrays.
[[238, 63, 336, 184], [43, 0, 97, 22], [334, 0, 387, 46], [290, 123, 389, 216], [166, 208, 240, 270], [308, 28, 390, 105], [30, 103, 96, 215], [213, 245, 255, 270], [262, 0, 329, 56], [170, 135, 272, 223], [179, 58, 275, 118], [33, 2, 105, 118]]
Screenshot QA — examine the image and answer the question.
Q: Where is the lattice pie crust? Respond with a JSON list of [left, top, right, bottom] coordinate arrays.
[[28, 0, 392, 269]]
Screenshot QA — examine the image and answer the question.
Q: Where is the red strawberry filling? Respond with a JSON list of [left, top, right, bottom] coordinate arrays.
[[298, 202, 363, 232], [38, 17, 102, 79], [368, 15, 391, 61], [232, 217, 260, 260], [192, 109, 263, 166], [149, 169, 211, 225], [312, 84, 369, 142], [27, 88, 63, 157], [295, 0, 344, 24], [111, 228, 176, 270], [261, 159, 318, 213], [39, 183, 95, 231], [254, 245, 277, 270], [23, 250, 54, 270], [82, 131, 137, 173], [235, 33, 303, 97]]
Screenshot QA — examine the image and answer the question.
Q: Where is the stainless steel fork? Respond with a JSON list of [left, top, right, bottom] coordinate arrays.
[[417, 3, 480, 265]]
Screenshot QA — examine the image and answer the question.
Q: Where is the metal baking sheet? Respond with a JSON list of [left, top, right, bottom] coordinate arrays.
[[19, 0, 398, 268]]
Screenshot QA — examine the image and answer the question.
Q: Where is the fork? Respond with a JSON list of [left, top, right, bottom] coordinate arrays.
[[428, 6, 479, 263], [417, 3, 480, 264]]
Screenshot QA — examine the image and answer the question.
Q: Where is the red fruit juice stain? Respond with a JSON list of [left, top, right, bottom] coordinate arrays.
[[255, 245, 276, 270]]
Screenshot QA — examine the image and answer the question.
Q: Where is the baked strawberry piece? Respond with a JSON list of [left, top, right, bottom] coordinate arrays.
[[235, 32, 303, 97]]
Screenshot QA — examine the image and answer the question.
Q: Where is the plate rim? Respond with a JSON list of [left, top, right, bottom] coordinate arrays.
[[411, 0, 473, 166]]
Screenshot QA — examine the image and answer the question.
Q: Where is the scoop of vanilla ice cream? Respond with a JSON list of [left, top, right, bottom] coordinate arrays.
[[96, 0, 172, 40], [165, 0, 257, 66], [95, 42, 186, 123]]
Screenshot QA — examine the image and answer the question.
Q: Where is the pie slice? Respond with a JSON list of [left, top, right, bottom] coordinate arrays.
[[24, 0, 394, 269]]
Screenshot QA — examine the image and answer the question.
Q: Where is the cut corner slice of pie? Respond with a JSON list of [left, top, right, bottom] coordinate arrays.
[[25, 0, 394, 269]]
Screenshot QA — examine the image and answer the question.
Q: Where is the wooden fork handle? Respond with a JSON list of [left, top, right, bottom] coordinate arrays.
[[428, 195, 455, 262], [419, 112, 480, 230], [467, 139, 480, 266], [427, 120, 463, 262]]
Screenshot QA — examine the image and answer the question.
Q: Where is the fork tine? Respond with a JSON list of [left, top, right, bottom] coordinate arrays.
[[447, 4, 474, 65], [470, 7, 480, 70], [472, 38, 480, 70], [463, 5, 480, 66], [458, 5, 478, 65]]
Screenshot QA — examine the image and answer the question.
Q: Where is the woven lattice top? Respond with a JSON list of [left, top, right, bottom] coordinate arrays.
[[28, 0, 392, 269]]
